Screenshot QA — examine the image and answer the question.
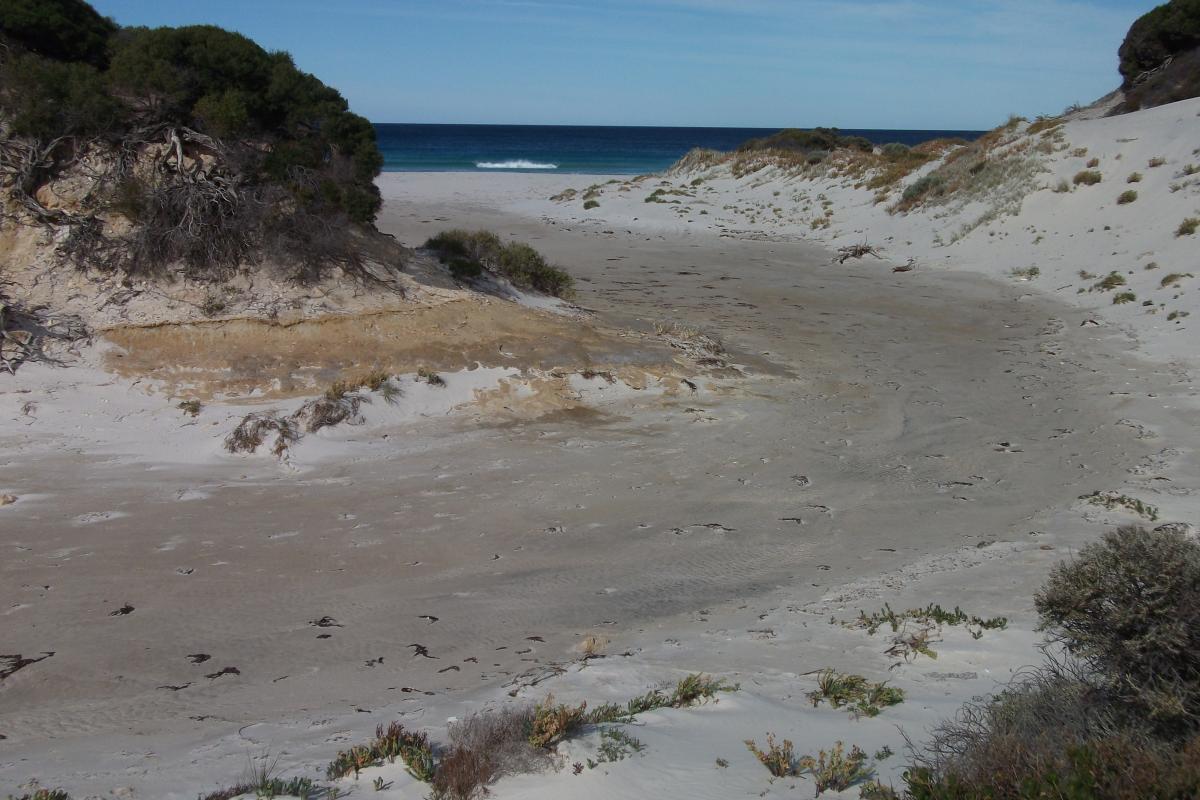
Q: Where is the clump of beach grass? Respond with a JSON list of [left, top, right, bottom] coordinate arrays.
[[1073, 170, 1102, 186], [1117, 189, 1138, 204], [1177, 217, 1199, 237]]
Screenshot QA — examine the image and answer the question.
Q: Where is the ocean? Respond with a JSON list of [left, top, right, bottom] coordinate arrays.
[[375, 124, 986, 175]]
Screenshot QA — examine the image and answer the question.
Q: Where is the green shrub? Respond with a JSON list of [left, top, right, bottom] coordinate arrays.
[[738, 127, 872, 154], [1177, 217, 1199, 236], [1113, 291, 1138, 304], [1036, 525, 1200, 735], [1128, 171, 1144, 183], [900, 526, 1200, 798], [880, 142, 912, 161], [1118, 189, 1139, 204], [583, 199, 600, 210], [1073, 170, 1103, 186], [497, 242, 574, 297]]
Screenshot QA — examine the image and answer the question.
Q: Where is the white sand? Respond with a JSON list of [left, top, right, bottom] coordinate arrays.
[[3, 100, 1199, 798]]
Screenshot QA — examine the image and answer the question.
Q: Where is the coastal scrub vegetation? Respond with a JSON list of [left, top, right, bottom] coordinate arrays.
[[0, 0, 386, 281], [424, 230, 574, 297], [322, 674, 735, 800], [897, 525, 1200, 798]]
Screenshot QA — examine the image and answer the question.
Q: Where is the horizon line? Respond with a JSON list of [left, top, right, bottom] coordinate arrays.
[[370, 121, 992, 132]]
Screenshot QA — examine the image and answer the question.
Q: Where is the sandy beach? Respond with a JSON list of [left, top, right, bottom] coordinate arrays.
[[5, 96, 1200, 794]]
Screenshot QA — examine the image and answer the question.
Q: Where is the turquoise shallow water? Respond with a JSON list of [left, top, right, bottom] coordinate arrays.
[[374, 124, 985, 174]]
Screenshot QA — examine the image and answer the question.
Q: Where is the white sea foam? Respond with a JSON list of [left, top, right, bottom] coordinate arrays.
[[475, 159, 558, 170]]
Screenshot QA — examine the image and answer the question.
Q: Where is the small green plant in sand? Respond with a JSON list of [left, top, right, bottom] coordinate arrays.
[[586, 673, 737, 725], [807, 669, 905, 718], [586, 728, 646, 769], [1161, 272, 1193, 288], [1113, 291, 1137, 304], [178, 399, 202, 416], [851, 603, 1008, 637], [1079, 491, 1159, 521], [798, 742, 874, 796], [1117, 189, 1139, 204], [1086, 157, 1100, 168], [1073, 170, 1102, 186], [1053, 179, 1070, 193], [583, 199, 600, 210], [746, 733, 797, 777], [199, 753, 316, 800], [1091, 271, 1127, 292], [846, 603, 1007, 662], [1149, 156, 1166, 168], [1010, 266, 1040, 280], [1127, 171, 1143, 183], [1177, 217, 1199, 237], [327, 722, 435, 782]]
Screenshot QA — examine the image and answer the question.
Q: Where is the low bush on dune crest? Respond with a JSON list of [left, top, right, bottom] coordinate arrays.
[[898, 525, 1200, 798], [424, 230, 574, 297]]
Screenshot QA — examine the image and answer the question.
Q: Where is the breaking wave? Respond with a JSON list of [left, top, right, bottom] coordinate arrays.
[[475, 159, 559, 170]]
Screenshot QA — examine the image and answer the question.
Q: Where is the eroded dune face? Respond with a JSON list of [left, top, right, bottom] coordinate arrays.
[[99, 298, 676, 399]]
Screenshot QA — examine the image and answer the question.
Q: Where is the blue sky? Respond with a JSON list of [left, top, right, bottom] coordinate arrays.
[[89, 0, 1160, 129]]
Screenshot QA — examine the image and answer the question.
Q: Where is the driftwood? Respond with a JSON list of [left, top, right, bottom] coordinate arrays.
[[834, 243, 884, 264]]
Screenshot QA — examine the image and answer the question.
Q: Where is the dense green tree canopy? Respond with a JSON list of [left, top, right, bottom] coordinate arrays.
[[0, 0, 386, 279], [1119, 0, 1200, 83], [0, 0, 116, 66]]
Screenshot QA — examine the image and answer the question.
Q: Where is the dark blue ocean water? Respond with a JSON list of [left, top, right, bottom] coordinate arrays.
[[375, 124, 985, 174]]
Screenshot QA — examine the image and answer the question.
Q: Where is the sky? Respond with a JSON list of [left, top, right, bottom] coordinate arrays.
[[88, 0, 1162, 130]]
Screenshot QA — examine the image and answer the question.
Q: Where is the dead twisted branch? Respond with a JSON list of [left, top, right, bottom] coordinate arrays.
[[834, 243, 884, 264]]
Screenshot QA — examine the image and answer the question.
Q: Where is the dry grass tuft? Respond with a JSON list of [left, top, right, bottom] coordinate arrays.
[[224, 412, 299, 458]]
